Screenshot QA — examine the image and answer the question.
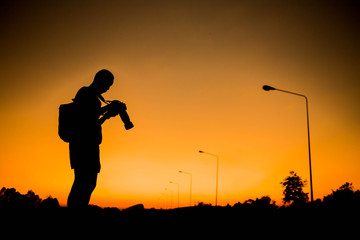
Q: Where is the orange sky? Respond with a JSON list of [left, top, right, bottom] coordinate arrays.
[[1, 0, 360, 208]]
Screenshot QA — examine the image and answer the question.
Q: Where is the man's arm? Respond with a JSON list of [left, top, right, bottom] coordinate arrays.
[[100, 104, 112, 115], [98, 104, 118, 125], [98, 114, 110, 125]]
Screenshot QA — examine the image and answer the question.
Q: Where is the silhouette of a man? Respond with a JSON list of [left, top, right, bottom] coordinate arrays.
[[67, 69, 117, 209]]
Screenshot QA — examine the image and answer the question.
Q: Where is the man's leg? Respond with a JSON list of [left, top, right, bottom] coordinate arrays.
[[81, 170, 98, 205], [67, 169, 98, 208]]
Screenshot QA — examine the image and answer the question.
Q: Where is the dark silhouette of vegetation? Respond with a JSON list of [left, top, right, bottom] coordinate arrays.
[[2, 182, 360, 233], [233, 196, 277, 211], [0, 187, 59, 210], [323, 182, 360, 208], [2, 183, 360, 212], [281, 171, 309, 205], [194, 201, 212, 207]]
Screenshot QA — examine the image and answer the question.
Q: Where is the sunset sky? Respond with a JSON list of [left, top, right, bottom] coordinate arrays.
[[1, 0, 359, 208]]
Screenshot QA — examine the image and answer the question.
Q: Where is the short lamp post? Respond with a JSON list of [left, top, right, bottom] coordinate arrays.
[[199, 150, 219, 206], [169, 181, 180, 208], [179, 170, 193, 207]]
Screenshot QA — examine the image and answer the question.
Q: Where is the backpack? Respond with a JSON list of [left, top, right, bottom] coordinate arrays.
[[58, 101, 79, 142], [58, 93, 109, 143]]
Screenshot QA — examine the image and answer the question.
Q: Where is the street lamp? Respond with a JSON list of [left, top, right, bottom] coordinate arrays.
[[199, 150, 219, 206], [169, 181, 180, 208], [161, 193, 168, 209], [164, 188, 173, 209], [262, 85, 314, 202], [179, 170, 192, 207]]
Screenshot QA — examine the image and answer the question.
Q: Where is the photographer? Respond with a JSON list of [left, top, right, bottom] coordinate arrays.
[[67, 69, 123, 209]]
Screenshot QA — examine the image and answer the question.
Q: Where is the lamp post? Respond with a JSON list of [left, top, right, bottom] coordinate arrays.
[[199, 150, 219, 206], [179, 170, 192, 207], [169, 181, 180, 208], [263, 85, 314, 202], [164, 188, 173, 209]]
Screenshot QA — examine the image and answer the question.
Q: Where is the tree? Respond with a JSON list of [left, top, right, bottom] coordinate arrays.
[[323, 182, 360, 207], [339, 182, 355, 191], [281, 171, 309, 205]]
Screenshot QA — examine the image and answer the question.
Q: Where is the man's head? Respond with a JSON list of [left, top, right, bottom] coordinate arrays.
[[91, 69, 114, 94]]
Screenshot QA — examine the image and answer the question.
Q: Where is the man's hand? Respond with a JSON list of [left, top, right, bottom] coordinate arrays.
[[104, 108, 118, 118], [110, 100, 127, 111]]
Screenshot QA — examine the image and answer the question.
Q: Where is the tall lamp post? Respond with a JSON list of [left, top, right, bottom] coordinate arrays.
[[169, 181, 180, 208], [199, 150, 219, 206], [262, 85, 314, 202], [179, 170, 193, 207]]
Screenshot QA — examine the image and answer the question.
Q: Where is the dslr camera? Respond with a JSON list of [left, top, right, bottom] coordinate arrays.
[[107, 100, 134, 130]]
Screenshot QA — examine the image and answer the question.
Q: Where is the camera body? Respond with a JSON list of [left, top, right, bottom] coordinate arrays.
[[108, 100, 134, 130]]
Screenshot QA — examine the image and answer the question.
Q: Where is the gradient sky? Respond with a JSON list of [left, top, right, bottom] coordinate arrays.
[[1, 0, 359, 208]]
